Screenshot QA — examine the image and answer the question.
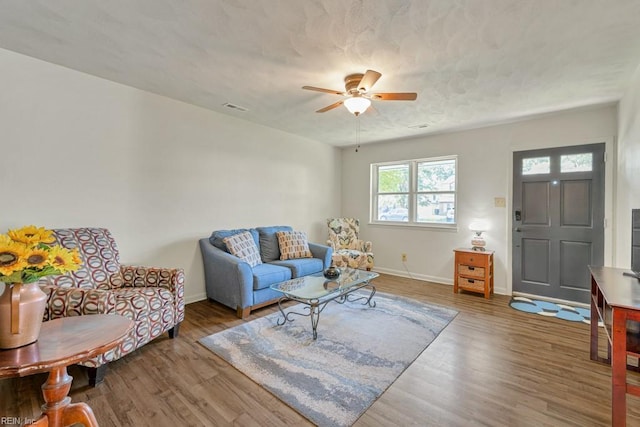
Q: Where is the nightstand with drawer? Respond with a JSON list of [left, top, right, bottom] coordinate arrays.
[[453, 248, 494, 298]]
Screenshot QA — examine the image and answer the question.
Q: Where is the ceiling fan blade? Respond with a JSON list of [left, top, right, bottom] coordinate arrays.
[[358, 70, 382, 92], [302, 86, 345, 95], [366, 104, 380, 116], [371, 92, 418, 101], [316, 100, 344, 113]]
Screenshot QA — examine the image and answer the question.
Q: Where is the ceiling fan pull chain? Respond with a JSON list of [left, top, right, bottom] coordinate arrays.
[[355, 115, 361, 153]]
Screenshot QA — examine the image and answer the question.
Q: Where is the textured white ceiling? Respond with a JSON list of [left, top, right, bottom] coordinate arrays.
[[1, 0, 639, 146]]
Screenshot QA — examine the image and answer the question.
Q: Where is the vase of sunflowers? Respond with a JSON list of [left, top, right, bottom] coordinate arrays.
[[0, 225, 81, 349]]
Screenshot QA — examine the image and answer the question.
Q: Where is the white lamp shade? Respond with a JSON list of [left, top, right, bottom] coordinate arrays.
[[469, 220, 489, 232], [343, 97, 371, 116]]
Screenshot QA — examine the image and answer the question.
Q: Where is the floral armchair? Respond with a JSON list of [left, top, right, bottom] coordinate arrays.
[[327, 218, 374, 271], [38, 228, 185, 386]]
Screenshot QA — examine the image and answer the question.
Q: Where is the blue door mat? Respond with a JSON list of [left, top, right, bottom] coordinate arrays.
[[509, 296, 593, 324]]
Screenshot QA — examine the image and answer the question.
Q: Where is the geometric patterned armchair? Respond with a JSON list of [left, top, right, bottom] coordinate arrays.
[[327, 218, 374, 271], [38, 228, 185, 386]]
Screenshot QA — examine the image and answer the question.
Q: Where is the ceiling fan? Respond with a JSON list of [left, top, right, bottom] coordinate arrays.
[[302, 69, 417, 116]]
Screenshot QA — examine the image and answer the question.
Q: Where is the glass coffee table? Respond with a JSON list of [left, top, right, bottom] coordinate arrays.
[[270, 268, 379, 339]]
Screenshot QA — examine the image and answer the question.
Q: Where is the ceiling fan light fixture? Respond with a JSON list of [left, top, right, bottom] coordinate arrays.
[[343, 96, 371, 116], [303, 69, 416, 115]]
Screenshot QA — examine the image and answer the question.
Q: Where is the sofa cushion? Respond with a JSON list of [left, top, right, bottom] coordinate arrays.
[[269, 258, 324, 278], [252, 263, 292, 291], [256, 226, 292, 262], [277, 231, 313, 260], [210, 228, 259, 252], [223, 231, 263, 267]]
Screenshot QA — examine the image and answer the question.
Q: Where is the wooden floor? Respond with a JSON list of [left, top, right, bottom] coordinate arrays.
[[2, 274, 639, 426]]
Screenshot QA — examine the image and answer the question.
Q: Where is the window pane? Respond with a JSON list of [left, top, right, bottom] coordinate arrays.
[[417, 194, 455, 223], [372, 157, 457, 225], [377, 195, 409, 222], [522, 157, 550, 175], [378, 164, 409, 193], [417, 159, 456, 191], [561, 153, 592, 173]]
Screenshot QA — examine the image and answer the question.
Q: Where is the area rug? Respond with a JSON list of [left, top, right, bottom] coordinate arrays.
[[199, 292, 457, 427], [509, 296, 591, 323]]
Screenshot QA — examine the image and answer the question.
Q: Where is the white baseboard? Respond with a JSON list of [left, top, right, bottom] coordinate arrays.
[[373, 267, 453, 286], [184, 270, 508, 305], [373, 267, 507, 296], [185, 292, 208, 304]]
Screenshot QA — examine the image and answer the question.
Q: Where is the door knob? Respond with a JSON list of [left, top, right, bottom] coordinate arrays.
[[515, 227, 522, 232]]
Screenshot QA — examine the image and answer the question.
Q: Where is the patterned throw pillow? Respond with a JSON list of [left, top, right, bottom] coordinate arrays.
[[276, 231, 313, 260], [223, 231, 263, 267]]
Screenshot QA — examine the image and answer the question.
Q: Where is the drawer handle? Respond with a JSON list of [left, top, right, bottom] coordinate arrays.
[[468, 266, 475, 270], [467, 279, 475, 283]]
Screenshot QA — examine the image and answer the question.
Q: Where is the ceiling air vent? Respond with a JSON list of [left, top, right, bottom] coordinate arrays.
[[222, 102, 249, 112]]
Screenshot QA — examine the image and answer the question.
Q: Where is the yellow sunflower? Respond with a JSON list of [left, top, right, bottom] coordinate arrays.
[[70, 248, 82, 266], [0, 240, 28, 276], [24, 246, 50, 269], [8, 225, 55, 245], [48, 246, 81, 274]]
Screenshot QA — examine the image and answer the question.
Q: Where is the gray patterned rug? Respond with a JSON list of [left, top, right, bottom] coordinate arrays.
[[199, 292, 457, 426]]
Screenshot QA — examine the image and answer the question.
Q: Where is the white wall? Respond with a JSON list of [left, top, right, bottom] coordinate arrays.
[[615, 64, 640, 267], [342, 106, 617, 295], [0, 48, 342, 303], [4, 43, 631, 302]]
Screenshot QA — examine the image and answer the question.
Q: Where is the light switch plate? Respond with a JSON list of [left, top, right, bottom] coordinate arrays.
[[494, 197, 506, 208]]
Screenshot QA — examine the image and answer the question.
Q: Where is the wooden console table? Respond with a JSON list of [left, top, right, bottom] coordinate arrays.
[[589, 266, 640, 427], [453, 248, 494, 299], [0, 314, 133, 427]]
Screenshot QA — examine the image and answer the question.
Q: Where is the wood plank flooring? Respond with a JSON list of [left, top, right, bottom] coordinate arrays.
[[2, 274, 639, 426]]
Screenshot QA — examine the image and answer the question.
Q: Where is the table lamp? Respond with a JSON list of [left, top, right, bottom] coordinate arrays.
[[469, 221, 487, 251]]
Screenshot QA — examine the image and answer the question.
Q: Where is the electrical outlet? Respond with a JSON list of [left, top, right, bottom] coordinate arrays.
[[401, 253, 407, 262], [495, 197, 506, 208]]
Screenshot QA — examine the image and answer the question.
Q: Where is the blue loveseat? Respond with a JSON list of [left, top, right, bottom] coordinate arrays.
[[199, 226, 332, 318]]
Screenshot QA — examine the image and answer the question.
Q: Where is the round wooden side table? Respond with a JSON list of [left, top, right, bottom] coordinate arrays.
[[0, 314, 133, 427]]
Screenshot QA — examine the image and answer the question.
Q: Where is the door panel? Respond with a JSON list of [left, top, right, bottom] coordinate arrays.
[[561, 180, 591, 226], [522, 182, 550, 225], [513, 143, 605, 303], [522, 239, 550, 284], [559, 241, 591, 290]]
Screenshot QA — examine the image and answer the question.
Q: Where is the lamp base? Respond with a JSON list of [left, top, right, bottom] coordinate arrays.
[[470, 233, 486, 252]]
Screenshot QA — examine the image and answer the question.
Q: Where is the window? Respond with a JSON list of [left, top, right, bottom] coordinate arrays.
[[560, 153, 592, 173], [521, 153, 594, 174], [371, 156, 457, 225], [522, 156, 550, 175]]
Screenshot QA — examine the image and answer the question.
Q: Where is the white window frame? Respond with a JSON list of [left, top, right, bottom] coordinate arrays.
[[370, 155, 458, 228]]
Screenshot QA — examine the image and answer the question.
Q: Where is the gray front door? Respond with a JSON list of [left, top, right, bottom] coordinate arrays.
[[512, 143, 605, 303]]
